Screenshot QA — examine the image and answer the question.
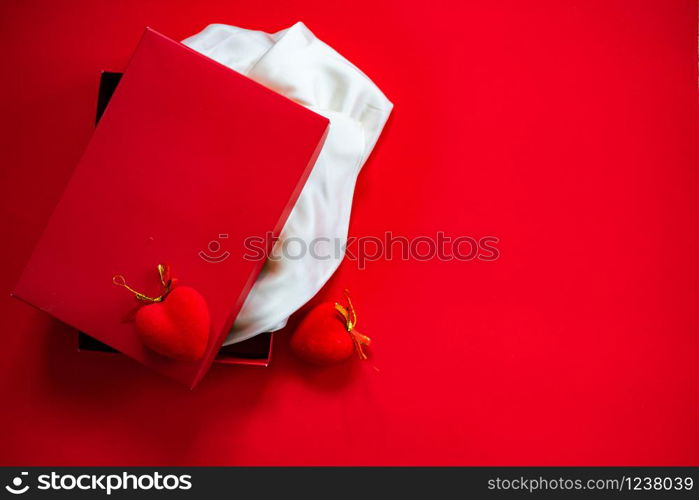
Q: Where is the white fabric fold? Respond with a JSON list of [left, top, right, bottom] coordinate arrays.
[[182, 22, 393, 344]]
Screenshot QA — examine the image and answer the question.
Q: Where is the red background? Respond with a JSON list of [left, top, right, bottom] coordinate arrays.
[[1, 0, 697, 465]]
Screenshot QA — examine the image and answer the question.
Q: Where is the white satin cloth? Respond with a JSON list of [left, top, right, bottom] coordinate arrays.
[[183, 22, 392, 345]]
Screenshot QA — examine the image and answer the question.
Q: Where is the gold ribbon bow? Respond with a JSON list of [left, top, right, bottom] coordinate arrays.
[[113, 264, 173, 303], [334, 290, 371, 360]]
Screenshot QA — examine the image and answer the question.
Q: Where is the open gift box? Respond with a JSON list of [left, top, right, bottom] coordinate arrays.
[[13, 28, 329, 387], [76, 70, 274, 367], [78, 331, 274, 367]]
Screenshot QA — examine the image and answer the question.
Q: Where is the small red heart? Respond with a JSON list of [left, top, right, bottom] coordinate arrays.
[[290, 302, 355, 365], [135, 286, 210, 361]]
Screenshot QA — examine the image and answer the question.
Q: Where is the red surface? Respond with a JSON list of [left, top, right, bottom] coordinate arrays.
[[1, 0, 697, 465], [13, 27, 328, 387]]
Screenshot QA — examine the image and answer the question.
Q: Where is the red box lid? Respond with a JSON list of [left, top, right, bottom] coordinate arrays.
[[13, 28, 329, 387]]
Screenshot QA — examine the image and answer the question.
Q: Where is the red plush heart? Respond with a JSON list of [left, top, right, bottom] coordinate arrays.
[[290, 301, 356, 365], [135, 286, 210, 361]]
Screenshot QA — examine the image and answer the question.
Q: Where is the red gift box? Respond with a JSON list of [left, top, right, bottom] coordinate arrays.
[[78, 330, 274, 367], [13, 28, 329, 387], [75, 71, 274, 367]]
